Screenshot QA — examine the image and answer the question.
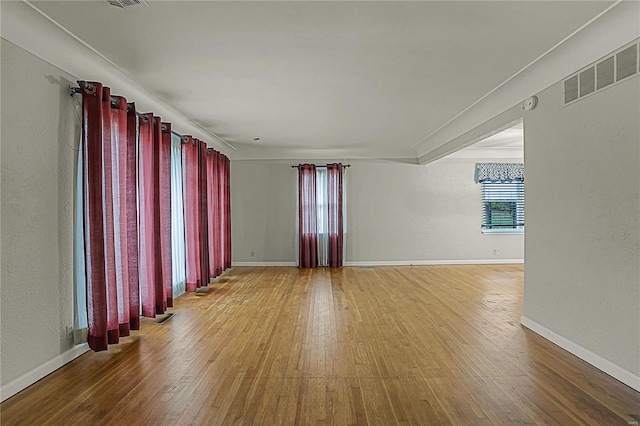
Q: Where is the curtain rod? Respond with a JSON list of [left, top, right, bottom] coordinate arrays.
[[71, 86, 188, 140], [70, 85, 234, 148], [291, 164, 351, 168]]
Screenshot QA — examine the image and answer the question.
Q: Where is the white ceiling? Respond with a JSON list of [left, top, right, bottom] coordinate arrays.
[[444, 121, 523, 160], [29, 0, 614, 160], [472, 122, 524, 150]]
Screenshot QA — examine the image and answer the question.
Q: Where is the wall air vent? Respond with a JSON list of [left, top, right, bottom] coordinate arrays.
[[564, 75, 578, 104], [596, 57, 615, 90], [563, 40, 639, 106], [579, 67, 595, 97], [106, 0, 148, 8], [616, 44, 638, 81]]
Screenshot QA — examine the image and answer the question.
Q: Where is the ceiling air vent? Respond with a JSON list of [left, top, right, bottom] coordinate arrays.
[[106, 0, 148, 8], [563, 40, 639, 106]]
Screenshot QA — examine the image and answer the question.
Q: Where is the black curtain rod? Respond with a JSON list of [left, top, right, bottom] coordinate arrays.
[[71, 86, 186, 140], [291, 164, 350, 169]]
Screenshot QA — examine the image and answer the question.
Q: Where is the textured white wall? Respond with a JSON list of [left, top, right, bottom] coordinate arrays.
[[231, 160, 297, 262], [231, 158, 524, 263], [523, 75, 639, 377], [1, 40, 79, 385], [346, 159, 524, 262]]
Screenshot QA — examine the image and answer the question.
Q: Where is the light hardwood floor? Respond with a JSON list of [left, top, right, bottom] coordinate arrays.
[[2, 265, 639, 425]]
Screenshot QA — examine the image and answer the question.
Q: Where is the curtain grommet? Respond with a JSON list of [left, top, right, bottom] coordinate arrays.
[[80, 81, 96, 95]]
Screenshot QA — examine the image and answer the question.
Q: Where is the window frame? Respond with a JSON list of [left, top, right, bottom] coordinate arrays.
[[480, 180, 524, 235]]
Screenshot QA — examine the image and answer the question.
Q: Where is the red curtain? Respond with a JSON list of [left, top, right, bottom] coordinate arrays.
[[327, 163, 344, 267], [137, 113, 155, 317], [151, 117, 165, 314], [81, 79, 232, 350], [183, 137, 228, 289], [198, 140, 210, 286], [224, 156, 232, 269], [183, 139, 232, 287], [182, 137, 202, 291], [298, 164, 318, 268], [126, 103, 140, 331], [205, 149, 232, 278], [81, 81, 139, 351], [206, 149, 220, 277]]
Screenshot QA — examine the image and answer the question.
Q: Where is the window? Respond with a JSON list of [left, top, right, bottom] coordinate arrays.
[[475, 162, 524, 234], [314, 167, 346, 266], [481, 181, 524, 233], [296, 163, 346, 268]]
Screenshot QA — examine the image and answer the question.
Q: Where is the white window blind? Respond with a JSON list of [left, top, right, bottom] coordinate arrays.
[[481, 181, 524, 232]]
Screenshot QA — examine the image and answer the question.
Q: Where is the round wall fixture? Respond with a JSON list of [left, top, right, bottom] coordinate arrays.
[[521, 96, 538, 111]]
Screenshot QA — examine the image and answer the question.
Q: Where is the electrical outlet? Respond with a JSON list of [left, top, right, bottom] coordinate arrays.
[[66, 326, 74, 340], [492, 249, 498, 256], [250, 250, 256, 258]]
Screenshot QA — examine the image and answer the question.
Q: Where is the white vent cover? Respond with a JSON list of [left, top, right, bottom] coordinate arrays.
[[564, 75, 578, 104], [579, 66, 595, 98], [563, 40, 639, 106], [596, 57, 615, 90], [106, 0, 147, 8], [616, 44, 638, 81]]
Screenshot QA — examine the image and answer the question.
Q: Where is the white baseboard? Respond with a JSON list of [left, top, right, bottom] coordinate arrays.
[[344, 259, 524, 267], [232, 262, 297, 267], [520, 316, 640, 392], [232, 260, 523, 267], [0, 343, 90, 402]]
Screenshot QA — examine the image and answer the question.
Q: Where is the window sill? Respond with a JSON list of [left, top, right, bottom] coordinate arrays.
[[482, 228, 524, 235]]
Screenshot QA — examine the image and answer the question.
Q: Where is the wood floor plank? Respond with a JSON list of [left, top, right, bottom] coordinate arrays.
[[1, 265, 639, 425]]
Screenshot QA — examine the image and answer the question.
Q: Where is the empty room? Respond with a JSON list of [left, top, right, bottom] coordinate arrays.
[[1, 1, 639, 425]]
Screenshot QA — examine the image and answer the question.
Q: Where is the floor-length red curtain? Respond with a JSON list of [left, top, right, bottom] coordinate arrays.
[[198, 140, 210, 286], [223, 156, 232, 269], [160, 123, 173, 309], [126, 103, 140, 331], [81, 79, 218, 351], [326, 163, 344, 267], [81, 81, 138, 351], [81, 81, 107, 350], [137, 114, 174, 316], [205, 149, 231, 278], [182, 137, 201, 291], [298, 164, 318, 268], [151, 117, 165, 314], [137, 113, 158, 317], [183, 138, 209, 290], [218, 152, 227, 274], [206, 149, 221, 278]]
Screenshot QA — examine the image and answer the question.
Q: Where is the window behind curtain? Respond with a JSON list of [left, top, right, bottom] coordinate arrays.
[[316, 168, 329, 265], [170, 134, 186, 297], [299, 167, 346, 267], [74, 136, 88, 342]]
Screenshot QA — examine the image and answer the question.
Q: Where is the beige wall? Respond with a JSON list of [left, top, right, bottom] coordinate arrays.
[[231, 157, 525, 264], [523, 75, 639, 377], [231, 160, 298, 262], [1, 40, 80, 385]]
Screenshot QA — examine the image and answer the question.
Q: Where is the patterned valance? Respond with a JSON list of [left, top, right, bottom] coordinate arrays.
[[475, 163, 524, 183]]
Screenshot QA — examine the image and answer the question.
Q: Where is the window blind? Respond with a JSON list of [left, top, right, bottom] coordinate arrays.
[[481, 181, 524, 230]]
